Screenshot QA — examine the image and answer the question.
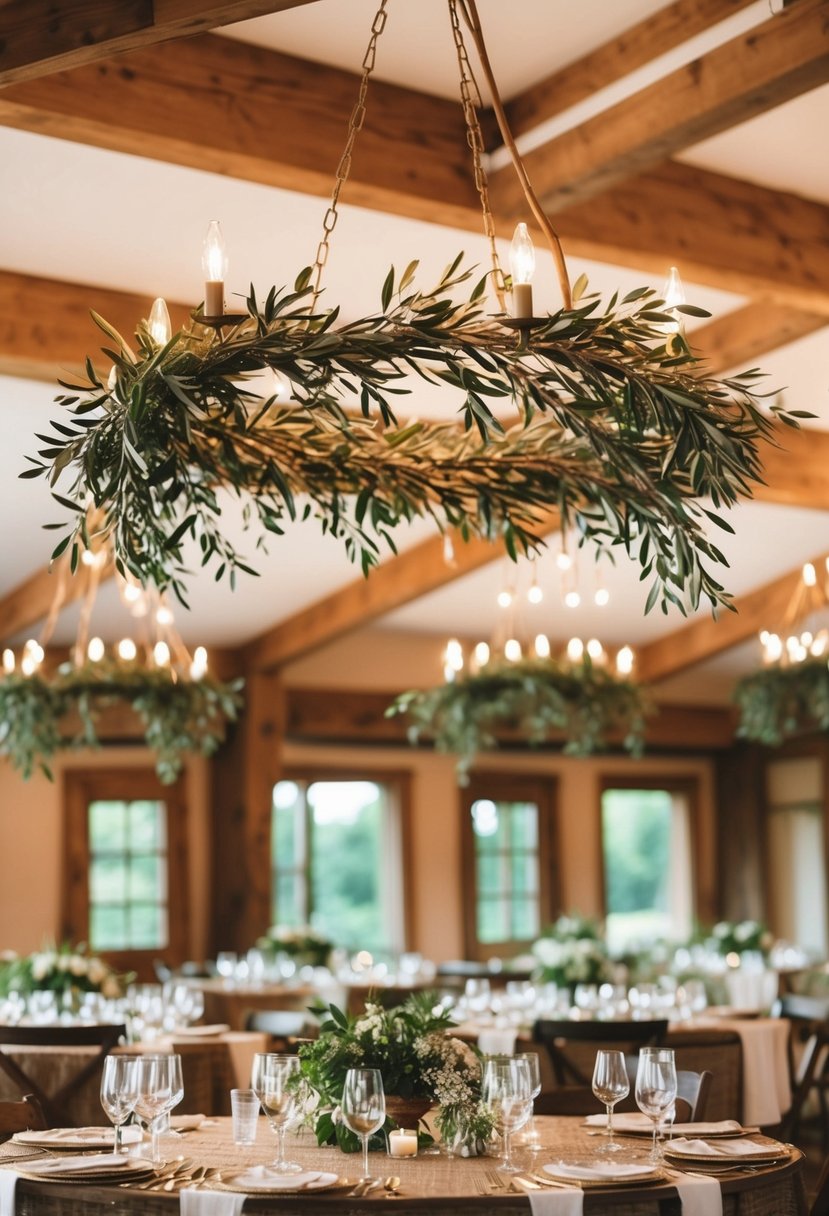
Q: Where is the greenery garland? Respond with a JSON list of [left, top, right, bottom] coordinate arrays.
[[25, 258, 799, 614], [389, 657, 652, 783], [0, 661, 243, 783], [734, 659, 829, 746]]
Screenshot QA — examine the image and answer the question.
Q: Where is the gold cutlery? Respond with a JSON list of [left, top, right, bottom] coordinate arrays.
[[383, 1175, 402, 1195], [126, 1157, 190, 1190]]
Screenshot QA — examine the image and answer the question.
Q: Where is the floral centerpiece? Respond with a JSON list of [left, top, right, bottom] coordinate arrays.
[[298, 993, 495, 1155], [531, 913, 612, 990], [255, 925, 333, 969], [707, 920, 774, 959], [0, 941, 128, 1001]]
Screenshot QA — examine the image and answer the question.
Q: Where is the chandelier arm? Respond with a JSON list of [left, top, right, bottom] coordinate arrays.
[[447, 0, 506, 312], [38, 553, 71, 651], [456, 0, 573, 311], [310, 0, 390, 306]]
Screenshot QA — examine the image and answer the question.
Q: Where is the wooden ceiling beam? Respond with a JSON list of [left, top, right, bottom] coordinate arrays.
[[690, 301, 827, 374], [502, 0, 758, 142], [0, 0, 321, 86], [0, 553, 112, 644], [491, 0, 829, 214], [0, 269, 192, 382]]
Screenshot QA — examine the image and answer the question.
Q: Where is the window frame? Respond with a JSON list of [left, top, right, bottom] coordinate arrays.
[[597, 774, 701, 945], [62, 767, 190, 976], [272, 765, 413, 952], [460, 772, 559, 960]]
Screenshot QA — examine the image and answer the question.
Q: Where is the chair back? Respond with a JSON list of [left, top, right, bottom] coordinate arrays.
[[532, 1019, 668, 1086], [0, 1095, 47, 1140], [776, 993, 829, 1144], [0, 1024, 125, 1127]]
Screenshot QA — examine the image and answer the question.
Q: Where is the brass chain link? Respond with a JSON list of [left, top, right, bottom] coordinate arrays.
[[311, 0, 390, 304], [447, 0, 507, 311]]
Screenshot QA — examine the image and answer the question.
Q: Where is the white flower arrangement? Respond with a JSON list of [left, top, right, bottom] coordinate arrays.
[[531, 913, 612, 988], [0, 941, 129, 999]]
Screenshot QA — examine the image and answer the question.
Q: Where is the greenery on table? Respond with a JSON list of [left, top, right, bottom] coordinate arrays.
[[0, 660, 243, 783], [0, 941, 129, 1000], [298, 992, 494, 1153], [531, 913, 613, 988], [25, 258, 799, 613], [704, 920, 773, 958], [389, 656, 652, 782], [255, 925, 333, 967], [735, 659, 829, 746]]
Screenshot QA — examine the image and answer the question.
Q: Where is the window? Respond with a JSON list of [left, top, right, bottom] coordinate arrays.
[[271, 772, 408, 956], [765, 755, 828, 956], [63, 769, 189, 972], [461, 775, 558, 959], [600, 779, 696, 954]]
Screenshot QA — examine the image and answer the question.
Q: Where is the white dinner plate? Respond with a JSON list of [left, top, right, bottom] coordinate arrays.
[[218, 1168, 341, 1193], [542, 1161, 662, 1187], [665, 1137, 787, 1163], [13, 1126, 143, 1150], [16, 1154, 154, 1182]]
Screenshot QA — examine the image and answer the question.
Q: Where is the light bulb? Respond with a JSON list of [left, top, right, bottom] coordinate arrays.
[[118, 638, 137, 661], [566, 637, 584, 662], [442, 534, 456, 567], [23, 639, 43, 665], [504, 638, 522, 662], [190, 645, 208, 679], [444, 638, 464, 672], [21, 654, 35, 677], [153, 640, 170, 667], [122, 581, 142, 604], [2, 648, 14, 674], [803, 561, 817, 587], [534, 634, 551, 659], [586, 638, 604, 662], [556, 551, 572, 571], [528, 581, 543, 605], [473, 641, 490, 669], [81, 549, 96, 567], [764, 633, 782, 662], [658, 266, 686, 335], [564, 590, 581, 608], [616, 645, 635, 675], [497, 589, 513, 609], [148, 297, 172, 347], [87, 636, 105, 662], [759, 630, 769, 645], [509, 223, 535, 319], [201, 220, 227, 318], [594, 587, 610, 607], [156, 603, 174, 627]]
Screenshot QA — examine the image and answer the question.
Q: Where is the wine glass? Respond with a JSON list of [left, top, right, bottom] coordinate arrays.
[[341, 1068, 386, 1183], [133, 1054, 184, 1165], [251, 1052, 303, 1174], [99, 1055, 138, 1155], [591, 1049, 630, 1153], [482, 1056, 533, 1173], [635, 1047, 677, 1164], [515, 1052, 542, 1150]]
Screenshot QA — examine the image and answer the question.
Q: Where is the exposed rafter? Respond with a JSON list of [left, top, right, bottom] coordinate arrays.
[[491, 0, 829, 213], [0, 0, 321, 86], [691, 302, 827, 374], [0, 553, 112, 645]]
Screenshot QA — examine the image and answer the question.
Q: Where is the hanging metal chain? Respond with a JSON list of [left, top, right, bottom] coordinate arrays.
[[448, 0, 507, 312], [311, 0, 390, 304]]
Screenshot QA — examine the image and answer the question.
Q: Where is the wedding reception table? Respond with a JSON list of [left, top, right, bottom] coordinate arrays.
[[0, 1116, 807, 1215]]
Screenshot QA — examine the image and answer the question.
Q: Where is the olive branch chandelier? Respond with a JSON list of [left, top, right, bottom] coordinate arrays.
[[23, 0, 796, 622]]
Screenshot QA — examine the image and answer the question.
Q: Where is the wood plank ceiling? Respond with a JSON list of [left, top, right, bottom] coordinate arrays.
[[0, 0, 827, 689]]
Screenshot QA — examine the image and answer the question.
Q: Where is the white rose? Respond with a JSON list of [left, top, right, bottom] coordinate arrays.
[[30, 955, 51, 981], [69, 954, 87, 976], [87, 959, 107, 985]]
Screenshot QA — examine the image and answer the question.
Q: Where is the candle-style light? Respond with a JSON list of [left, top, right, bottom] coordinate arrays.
[[509, 223, 535, 319], [202, 220, 228, 319], [660, 265, 686, 334], [2, 648, 14, 674], [87, 637, 105, 662], [118, 638, 137, 662], [147, 297, 172, 347]]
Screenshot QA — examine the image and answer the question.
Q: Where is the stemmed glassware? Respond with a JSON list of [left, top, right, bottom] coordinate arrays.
[[133, 1054, 184, 1165], [591, 1049, 630, 1153], [635, 1047, 677, 1164], [482, 1056, 533, 1174], [99, 1055, 139, 1155], [514, 1052, 542, 1151], [341, 1068, 386, 1183], [251, 1052, 303, 1174]]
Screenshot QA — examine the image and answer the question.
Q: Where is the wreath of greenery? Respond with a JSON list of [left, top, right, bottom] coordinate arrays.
[[0, 661, 243, 783], [25, 258, 798, 614], [734, 659, 829, 746], [389, 657, 652, 783]]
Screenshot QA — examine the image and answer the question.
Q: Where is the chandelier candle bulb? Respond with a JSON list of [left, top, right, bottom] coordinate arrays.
[[148, 297, 172, 347], [567, 637, 584, 662], [153, 641, 170, 667], [660, 265, 686, 334], [504, 638, 522, 662], [388, 1129, 418, 1158], [534, 634, 551, 659], [2, 649, 13, 674], [473, 642, 490, 671], [616, 646, 635, 676], [202, 219, 228, 318], [87, 637, 105, 663], [117, 638, 137, 662], [509, 223, 535, 319]]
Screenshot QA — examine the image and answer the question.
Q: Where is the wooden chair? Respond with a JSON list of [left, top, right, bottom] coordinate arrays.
[[776, 993, 829, 1146], [811, 1153, 829, 1216], [0, 1095, 48, 1140], [536, 1068, 711, 1121], [622, 1060, 712, 1122], [532, 1019, 669, 1086], [0, 1023, 126, 1127], [244, 1010, 315, 1052]]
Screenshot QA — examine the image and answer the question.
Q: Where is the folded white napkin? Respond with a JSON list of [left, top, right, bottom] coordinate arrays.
[[668, 1138, 774, 1158], [670, 1171, 723, 1216], [180, 1189, 244, 1216], [478, 1027, 518, 1055], [528, 1188, 582, 1216], [227, 1167, 327, 1191], [21, 1153, 131, 1176], [20, 1126, 142, 1145], [0, 1169, 17, 1216], [170, 1115, 208, 1132], [584, 1114, 744, 1137]]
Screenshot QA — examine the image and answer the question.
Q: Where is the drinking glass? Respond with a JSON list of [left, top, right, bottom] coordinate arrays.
[[133, 1054, 184, 1165], [591, 1049, 630, 1153], [482, 1056, 533, 1173], [99, 1055, 138, 1155], [251, 1052, 302, 1174], [341, 1068, 386, 1183], [515, 1052, 542, 1150], [635, 1047, 677, 1163], [216, 952, 238, 988]]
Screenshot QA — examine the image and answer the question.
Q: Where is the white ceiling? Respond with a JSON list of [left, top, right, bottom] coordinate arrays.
[[1, 0, 828, 699]]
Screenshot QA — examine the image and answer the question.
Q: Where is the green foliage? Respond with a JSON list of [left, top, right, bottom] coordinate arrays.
[[0, 661, 243, 783], [26, 260, 795, 615], [0, 941, 131, 999], [735, 659, 829, 745], [389, 657, 652, 782], [531, 913, 612, 987]]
